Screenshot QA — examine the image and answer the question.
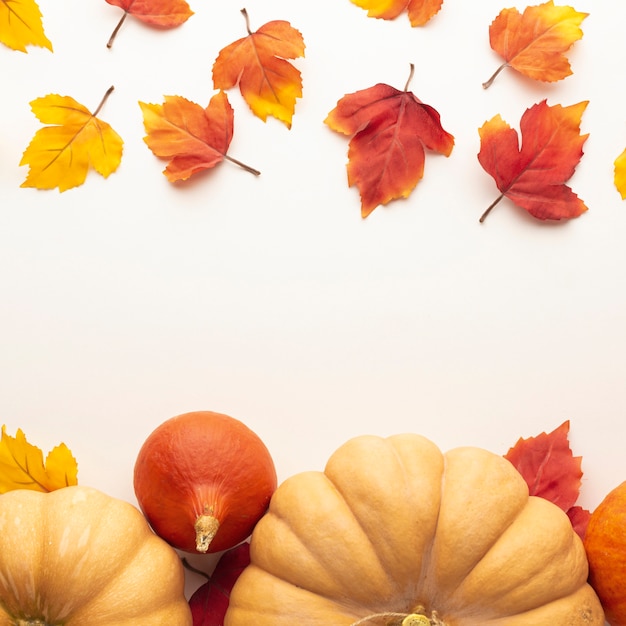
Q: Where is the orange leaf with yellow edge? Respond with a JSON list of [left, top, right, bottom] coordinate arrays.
[[325, 64, 454, 218], [478, 99, 588, 222], [0, 0, 52, 52], [348, 0, 443, 26], [105, 0, 193, 48], [20, 86, 123, 192], [139, 90, 260, 183], [614, 147, 626, 200], [483, 1, 588, 88], [0, 425, 78, 493], [212, 9, 304, 129]]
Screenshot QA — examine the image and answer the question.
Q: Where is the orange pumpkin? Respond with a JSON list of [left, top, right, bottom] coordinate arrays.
[[226, 434, 603, 625]]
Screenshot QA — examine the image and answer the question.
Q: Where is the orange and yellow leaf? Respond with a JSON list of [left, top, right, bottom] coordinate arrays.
[[0, 425, 78, 493], [615, 147, 626, 199], [478, 99, 588, 222], [348, 0, 443, 26], [325, 66, 454, 218], [212, 9, 305, 129], [20, 86, 123, 192], [140, 90, 260, 183], [484, 1, 588, 88], [0, 0, 52, 52]]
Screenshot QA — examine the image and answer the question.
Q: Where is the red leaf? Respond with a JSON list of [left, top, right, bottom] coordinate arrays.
[[189, 542, 250, 626], [567, 505, 591, 540]]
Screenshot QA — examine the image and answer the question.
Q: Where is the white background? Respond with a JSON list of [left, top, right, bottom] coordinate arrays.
[[1, 0, 624, 598]]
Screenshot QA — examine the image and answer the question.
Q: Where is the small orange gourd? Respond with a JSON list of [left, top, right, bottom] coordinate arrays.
[[0, 485, 191, 625], [225, 433, 604, 626], [134, 410, 277, 554]]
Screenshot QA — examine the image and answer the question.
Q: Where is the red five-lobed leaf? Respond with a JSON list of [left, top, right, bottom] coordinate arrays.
[[189, 542, 250, 626], [325, 64, 454, 218], [504, 420, 591, 539], [478, 99, 588, 222]]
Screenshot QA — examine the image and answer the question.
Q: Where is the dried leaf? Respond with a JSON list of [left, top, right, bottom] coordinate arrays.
[[20, 86, 123, 192], [477, 99, 588, 222], [504, 420, 590, 538], [484, 1, 588, 88], [189, 542, 250, 626], [325, 64, 454, 218], [0, 425, 78, 493], [139, 90, 260, 183], [105, 0, 193, 48], [0, 0, 52, 52], [348, 0, 443, 26], [614, 147, 626, 200], [212, 9, 305, 129]]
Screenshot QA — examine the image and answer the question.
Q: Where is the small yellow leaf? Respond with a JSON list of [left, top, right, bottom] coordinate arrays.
[[615, 147, 626, 200], [0, 425, 78, 493], [0, 0, 52, 52], [20, 86, 123, 192]]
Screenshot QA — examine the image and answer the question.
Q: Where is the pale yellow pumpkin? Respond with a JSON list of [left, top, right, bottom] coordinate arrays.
[[226, 434, 604, 626], [0, 485, 192, 626]]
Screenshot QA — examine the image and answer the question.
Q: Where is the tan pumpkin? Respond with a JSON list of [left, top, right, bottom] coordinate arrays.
[[225, 434, 604, 626], [0, 485, 192, 625]]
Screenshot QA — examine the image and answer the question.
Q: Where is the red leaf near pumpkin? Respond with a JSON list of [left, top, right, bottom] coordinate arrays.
[[504, 420, 590, 538], [325, 64, 454, 218], [478, 99, 588, 222], [189, 542, 250, 626]]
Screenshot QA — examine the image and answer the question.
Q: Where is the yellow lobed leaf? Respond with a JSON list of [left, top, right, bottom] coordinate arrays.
[[615, 148, 626, 200], [0, 0, 52, 52], [0, 425, 78, 493], [20, 87, 123, 192]]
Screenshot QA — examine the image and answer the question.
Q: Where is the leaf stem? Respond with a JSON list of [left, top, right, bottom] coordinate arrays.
[[181, 558, 211, 581], [107, 11, 128, 49], [479, 194, 504, 222], [93, 86, 115, 118], [225, 155, 261, 176], [241, 7, 252, 34], [482, 63, 508, 89], [404, 63, 415, 92]]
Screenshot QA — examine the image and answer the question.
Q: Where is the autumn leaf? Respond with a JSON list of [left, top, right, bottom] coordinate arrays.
[[212, 8, 305, 129], [0, 0, 52, 52], [139, 90, 260, 183], [614, 147, 626, 199], [105, 0, 193, 48], [20, 86, 123, 192], [348, 0, 443, 26], [477, 99, 588, 222], [188, 542, 250, 626], [483, 1, 588, 88], [325, 64, 454, 218], [0, 425, 78, 493], [504, 420, 590, 539]]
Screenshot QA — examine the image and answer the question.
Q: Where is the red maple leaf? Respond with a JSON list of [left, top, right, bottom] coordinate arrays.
[[478, 99, 588, 222], [325, 64, 454, 218]]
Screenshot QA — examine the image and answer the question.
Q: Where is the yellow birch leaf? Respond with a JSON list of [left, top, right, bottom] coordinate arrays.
[[20, 86, 123, 192], [615, 148, 626, 200], [0, 0, 52, 52], [0, 425, 78, 493]]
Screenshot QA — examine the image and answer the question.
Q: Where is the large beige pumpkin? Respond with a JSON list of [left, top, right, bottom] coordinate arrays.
[[226, 434, 604, 626], [0, 485, 192, 625]]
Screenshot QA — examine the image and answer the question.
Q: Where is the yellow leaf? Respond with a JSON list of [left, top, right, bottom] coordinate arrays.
[[0, 425, 78, 493], [0, 0, 52, 52], [20, 86, 123, 192], [615, 147, 626, 200]]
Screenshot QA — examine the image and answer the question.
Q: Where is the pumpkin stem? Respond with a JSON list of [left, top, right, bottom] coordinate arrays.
[[194, 514, 220, 553]]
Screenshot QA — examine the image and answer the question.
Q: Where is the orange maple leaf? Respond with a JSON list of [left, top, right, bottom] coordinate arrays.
[[348, 0, 443, 26], [20, 86, 123, 192], [139, 90, 260, 183], [0, 0, 52, 52], [325, 64, 454, 218], [212, 8, 305, 129], [478, 99, 588, 222], [483, 1, 588, 88], [0, 425, 78, 493], [105, 0, 193, 48]]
